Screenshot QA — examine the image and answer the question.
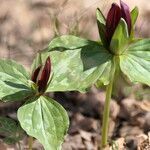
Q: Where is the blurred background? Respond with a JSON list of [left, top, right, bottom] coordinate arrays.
[[0, 0, 150, 149], [0, 0, 150, 69]]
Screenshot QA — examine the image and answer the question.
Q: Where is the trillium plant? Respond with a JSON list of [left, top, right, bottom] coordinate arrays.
[[0, 56, 69, 150], [0, 0, 149, 149]]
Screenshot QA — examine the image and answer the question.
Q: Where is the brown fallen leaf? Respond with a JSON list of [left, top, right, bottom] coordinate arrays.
[[137, 132, 150, 150], [137, 100, 150, 112], [110, 138, 126, 150]]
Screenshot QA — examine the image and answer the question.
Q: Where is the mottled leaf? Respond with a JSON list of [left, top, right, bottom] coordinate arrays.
[[0, 59, 29, 81], [120, 39, 150, 86], [17, 96, 69, 150], [33, 37, 113, 92], [47, 35, 97, 51], [0, 59, 33, 101]]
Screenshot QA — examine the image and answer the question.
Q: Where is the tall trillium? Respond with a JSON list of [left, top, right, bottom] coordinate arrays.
[[31, 0, 149, 148], [105, 1, 131, 47], [44, 0, 143, 91], [97, 0, 134, 53]]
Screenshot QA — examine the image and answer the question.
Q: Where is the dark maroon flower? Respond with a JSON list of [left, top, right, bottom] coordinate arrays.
[[38, 57, 51, 92], [104, 1, 131, 47], [31, 56, 51, 93], [120, 0, 131, 34], [106, 3, 121, 45], [31, 66, 41, 83]]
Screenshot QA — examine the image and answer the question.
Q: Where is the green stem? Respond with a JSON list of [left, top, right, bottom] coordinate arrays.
[[101, 62, 116, 149], [28, 136, 33, 150]]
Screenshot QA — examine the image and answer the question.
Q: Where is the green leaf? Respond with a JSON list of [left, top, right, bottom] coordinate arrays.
[[0, 59, 33, 101], [33, 36, 113, 92], [3, 137, 21, 145], [0, 74, 32, 101], [0, 117, 18, 133], [96, 8, 105, 24], [110, 19, 129, 54], [17, 96, 69, 150], [47, 35, 95, 51], [131, 7, 139, 26], [0, 59, 29, 80], [0, 117, 24, 144], [120, 39, 150, 86], [96, 8, 107, 47], [130, 7, 139, 39], [31, 52, 42, 71]]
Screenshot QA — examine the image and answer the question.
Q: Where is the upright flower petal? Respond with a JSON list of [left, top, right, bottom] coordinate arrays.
[[38, 57, 51, 92], [31, 66, 41, 83], [106, 3, 121, 45], [120, 0, 131, 34]]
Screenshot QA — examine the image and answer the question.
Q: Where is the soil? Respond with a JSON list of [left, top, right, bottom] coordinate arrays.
[[0, 87, 149, 150]]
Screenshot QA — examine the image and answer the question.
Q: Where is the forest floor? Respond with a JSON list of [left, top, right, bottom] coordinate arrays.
[[0, 0, 149, 149]]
